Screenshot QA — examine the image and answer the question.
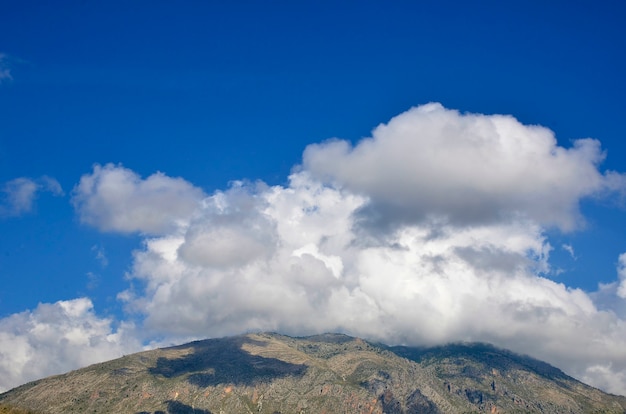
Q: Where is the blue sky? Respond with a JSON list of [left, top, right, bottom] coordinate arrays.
[[1, 0, 626, 394]]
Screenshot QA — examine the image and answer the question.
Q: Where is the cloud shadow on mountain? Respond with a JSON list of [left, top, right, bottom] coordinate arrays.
[[388, 342, 569, 382], [149, 336, 307, 387]]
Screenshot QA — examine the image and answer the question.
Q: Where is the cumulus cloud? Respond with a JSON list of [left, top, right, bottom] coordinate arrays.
[[120, 173, 365, 337], [120, 104, 626, 393], [111, 169, 626, 394], [72, 163, 205, 234], [0, 298, 140, 392], [303, 103, 623, 231], [111, 104, 626, 394], [0, 176, 64, 217], [20, 103, 625, 395]]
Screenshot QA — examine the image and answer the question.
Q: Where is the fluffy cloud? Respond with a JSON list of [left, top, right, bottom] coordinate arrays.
[[120, 173, 365, 338], [303, 103, 624, 231], [0, 176, 64, 217], [70, 105, 626, 395], [72, 163, 205, 234], [113, 171, 626, 394], [0, 298, 140, 392]]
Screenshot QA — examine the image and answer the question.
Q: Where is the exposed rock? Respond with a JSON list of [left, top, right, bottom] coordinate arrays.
[[1, 333, 625, 413]]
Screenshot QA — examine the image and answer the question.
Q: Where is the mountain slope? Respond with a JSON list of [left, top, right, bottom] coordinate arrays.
[[1, 332, 624, 413]]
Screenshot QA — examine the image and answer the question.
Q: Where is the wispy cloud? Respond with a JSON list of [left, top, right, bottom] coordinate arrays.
[[562, 244, 577, 260], [617, 253, 626, 300], [0, 53, 13, 83], [86, 272, 100, 290], [0, 176, 64, 217], [91, 245, 108, 267]]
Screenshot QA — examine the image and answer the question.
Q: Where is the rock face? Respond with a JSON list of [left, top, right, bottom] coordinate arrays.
[[1, 333, 625, 413]]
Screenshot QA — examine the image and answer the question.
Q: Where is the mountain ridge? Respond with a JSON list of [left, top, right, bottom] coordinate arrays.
[[1, 332, 624, 413]]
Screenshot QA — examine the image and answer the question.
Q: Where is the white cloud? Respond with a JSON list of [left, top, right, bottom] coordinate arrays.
[[0, 176, 64, 217], [111, 169, 626, 394], [303, 103, 623, 231], [0, 298, 140, 392], [72, 163, 205, 234], [53, 104, 626, 395], [562, 243, 577, 259], [176, 182, 278, 269], [103, 104, 626, 394]]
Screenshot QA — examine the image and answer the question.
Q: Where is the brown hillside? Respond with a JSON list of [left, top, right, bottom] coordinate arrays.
[[1, 333, 625, 413]]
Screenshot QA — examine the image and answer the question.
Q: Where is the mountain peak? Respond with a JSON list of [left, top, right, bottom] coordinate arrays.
[[1, 333, 625, 413]]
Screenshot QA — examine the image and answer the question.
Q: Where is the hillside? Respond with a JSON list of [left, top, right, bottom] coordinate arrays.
[[1, 333, 624, 413]]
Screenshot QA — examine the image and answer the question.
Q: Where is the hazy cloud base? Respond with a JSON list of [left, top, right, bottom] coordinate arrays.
[[2, 104, 626, 394]]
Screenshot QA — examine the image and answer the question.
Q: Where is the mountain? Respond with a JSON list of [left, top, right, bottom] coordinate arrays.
[[1, 332, 625, 413]]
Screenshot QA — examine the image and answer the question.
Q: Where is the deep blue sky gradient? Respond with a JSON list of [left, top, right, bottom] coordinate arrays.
[[1, 0, 625, 318]]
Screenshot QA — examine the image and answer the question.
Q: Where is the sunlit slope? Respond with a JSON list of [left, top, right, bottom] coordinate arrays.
[[1, 332, 625, 413]]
